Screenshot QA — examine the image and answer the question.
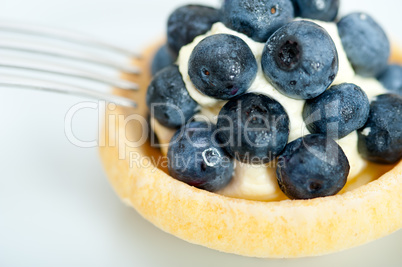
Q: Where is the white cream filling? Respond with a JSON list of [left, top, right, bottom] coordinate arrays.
[[154, 21, 388, 201]]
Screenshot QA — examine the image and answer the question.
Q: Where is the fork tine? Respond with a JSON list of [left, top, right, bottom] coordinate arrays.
[[0, 21, 143, 107], [0, 20, 139, 58], [0, 56, 139, 90], [0, 38, 141, 74], [0, 74, 137, 108]]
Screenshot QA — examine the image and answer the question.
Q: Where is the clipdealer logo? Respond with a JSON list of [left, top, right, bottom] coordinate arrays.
[[64, 100, 148, 159], [63, 99, 344, 166]]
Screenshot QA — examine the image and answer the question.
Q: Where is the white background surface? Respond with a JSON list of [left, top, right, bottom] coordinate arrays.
[[0, 0, 401, 266]]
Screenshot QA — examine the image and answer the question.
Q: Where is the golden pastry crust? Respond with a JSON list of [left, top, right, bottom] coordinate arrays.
[[99, 42, 402, 258]]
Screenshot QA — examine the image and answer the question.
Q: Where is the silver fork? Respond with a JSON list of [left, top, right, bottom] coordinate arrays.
[[0, 20, 140, 108]]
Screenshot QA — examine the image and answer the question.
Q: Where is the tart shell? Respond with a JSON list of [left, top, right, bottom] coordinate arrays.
[[99, 42, 402, 258]]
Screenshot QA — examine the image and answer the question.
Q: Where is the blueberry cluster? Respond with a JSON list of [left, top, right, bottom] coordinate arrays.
[[152, 0, 341, 74], [146, 0, 402, 199]]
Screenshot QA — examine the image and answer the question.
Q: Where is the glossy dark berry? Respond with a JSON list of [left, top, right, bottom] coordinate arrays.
[[146, 65, 199, 128], [188, 34, 258, 100], [303, 83, 370, 139], [357, 94, 402, 164], [262, 20, 338, 100], [221, 0, 294, 42], [168, 121, 234, 192], [337, 13, 390, 77], [378, 65, 402, 96], [216, 93, 290, 164], [167, 5, 220, 56], [276, 134, 349, 200], [151, 44, 177, 76], [293, 0, 339, 21]]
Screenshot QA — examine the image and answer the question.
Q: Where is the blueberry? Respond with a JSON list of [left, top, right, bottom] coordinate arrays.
[[357, 94, 402, 164], [168, 121, 234, 192], [303, 83, 370, 139], [289, 0, 299, 16], [216, 93, 289, 164], [337, 13, 390, 77], [377, 65, 402, 96], [293, 0, 339, 21], [276, 134, 349, 200], [261, 20, 338, 100], [151, 44, 177, 76], [221, 0, 294, 42], [188, 34, 258, 100], [167, 5, 220, 56], [146, 65, 199, 128]]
